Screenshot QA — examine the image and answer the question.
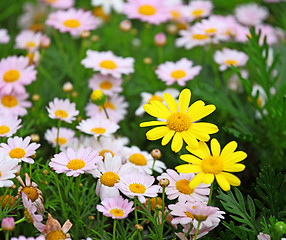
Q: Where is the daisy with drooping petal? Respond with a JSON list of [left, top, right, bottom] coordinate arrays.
[[0, 114, 22, 137], [135, 88, 179, 116], [176, 138, 247, 191], [140, 89, 218, 153], [77, 118, 119, 138], [46, 98, 79, 123], [182, 0, 213, 22], [97, 195, 134, 219], [0, 152, 19, 187], [81, 50, 134, 78], [46, 8, 98, 36], [156, 58, 202, 86], [0, 136, 40, 164], [45, 127, 75, 148], [88, 74, 123, 96], [0, 28, 10, 44], [49, 147, 102, 177], [0, 56, 37, 94], [123, 0, 171, 25], [214, 48, 248, 71], [0, 91, 32, 117], [235, 3, 268, 27], [115, 172, 160, 203], [91, 0, 124, 14], [157, 169, 209, 203], [41, 0, 74, 9], [15, 30, 42, 52], [125, 146, 166, 174]]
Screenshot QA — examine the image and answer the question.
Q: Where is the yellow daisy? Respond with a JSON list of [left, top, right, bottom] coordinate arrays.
[[176, 138, 247, 191], [139, 89, 218, 153]]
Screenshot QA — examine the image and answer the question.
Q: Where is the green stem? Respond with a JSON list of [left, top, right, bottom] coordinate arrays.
[[160, 186, 166, 239], [55, 120, 61, 154], [185, 223, 193, 238], [151, 158, 156, 174], [29, 164, 32, 180], [102, 105, 109, 119], [113, 219, 117, 240], [134, 197, 142, 240], [15, 217, 26, 225], [54, 173, 67, 219], [207, 182, 214, 206], [75, 175, 82, 238], [193, 221, 201, 240], [5, 231, 9, 240]]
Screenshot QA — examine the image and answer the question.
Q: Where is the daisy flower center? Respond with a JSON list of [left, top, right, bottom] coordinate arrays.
[[129, 153, 147, 166], [148, 95, 163, 104], [46, 230, 66, 240], [129, 183, 146, 194], [99, 60, 117, 70], [225, 59, 238, 66], [99, 150, 115, 158], [0, 126, 10, 134], [54, 137, 67, 145], [63, 19, 80, 28], [100, 81, 113, 89], [205, 28, 217, 34], [9, 148, 26, 159], [175, 179, 194, 195], [194, 214, 208, 221], [167, 113, 191, 132], [110, 208, 124, 218], [185, 211, 195, 219], [25, 41, 36, 48], [66, 159, 86, 170], [91, 127, 106, 134], [24, 208, 34, 224], [201, 156, 223, 174], [138, 5, 156, 16], [170, 10, 180, 19], [3, 70, 20, 83], [192, 9, 204, 17], [55, 109, 68, 119], [1, 95, 18, 108], [100, 171, 120, 187], [192, 34, 209, 40], [171, 70, 186, 79], [22, 187, 38, 202]]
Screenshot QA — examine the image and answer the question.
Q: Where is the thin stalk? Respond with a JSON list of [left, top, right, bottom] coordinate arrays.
[[151, 158, 156, 174], [29, 164, 32, 180], [193, 221, 201, 240], [14, 217, 26, 225], [102, 105, 109, 119], [185, 223, 193, 238], [207, 182, 214, 206], [113, 219, 117, 240], [160, 186, 166, 239], [75, 175, 82, 238], [55, 120, 61, 154], [134, 197, 142, 240], [54, 173, 67, 219]]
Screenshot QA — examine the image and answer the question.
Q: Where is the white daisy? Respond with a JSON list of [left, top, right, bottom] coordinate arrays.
[[15, 30, 42, 52], [0, 152, 19, 187], [44, 127, 75, 148], [0, 114, 22, 137]]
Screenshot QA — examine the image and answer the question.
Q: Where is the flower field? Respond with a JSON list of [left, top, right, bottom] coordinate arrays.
[[0, 0, 286, 239]]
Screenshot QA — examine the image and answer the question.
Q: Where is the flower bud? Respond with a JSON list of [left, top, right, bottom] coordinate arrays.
[[32, 94, 40, 101], [80, 31, 91, 39], [1, 217, 15, 232], [143, 57, 152, 65], [166, 24, 178, 35], [159, 178, 170, 187], [89, 215, 95, 221], [151, 149, 162, 159], [120, 20, 132, 32], [30, 134, 40, 142], [135, 224, 143, 231], [62, 82, 73, 93], [154, 33, 167, 47], [71, 91, 78, 98], [42, 169, 49, 175], [40, 35, 51, 48], [91, 89, 106, 106], [91, 35, 100, 42], [273, 221, 286, 234]]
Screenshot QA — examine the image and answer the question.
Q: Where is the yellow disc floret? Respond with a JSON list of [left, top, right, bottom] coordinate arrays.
[[129, 153, 147, 166], [46, 230, 66, 240], [129, 183, 146, 194], [100, 60, 117, 70], [3, 70, 20, 83], [22, 187, 38, 202], [66, 159, 86, 170], [175, 179, 194, 195], [63, 19, 80, 28], [201, 156, 223, 175], [167, 113, 190, 132], [110, 208, 124, 218], [138, 5, 156, 15], [9, 148, 26, 159], [100, 171, 120, 187]]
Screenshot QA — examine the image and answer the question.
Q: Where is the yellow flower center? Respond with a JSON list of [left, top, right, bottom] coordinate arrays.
[[100, 171, 120, 187], [201, 156, 223, 174], [148, 95, 164, 104], [170, 10, 180, 19], [99, 150, 115, 158], [25, 41, 36, 48], [205, 28, 217, 34], [225, 59, 238, 66], [99, 60, 117, 70], [55, 110, 68, 119], [3, 70, 20, 83], [24, 208, 34, 224], [171, 70, 186, 79], [192, 34, 208, 40], [1, 95, 18, 107], [9, 148, 26, 159], [100, 81, 113, 89], [192, 9, 204, 17], [185, 211, 195, 219], [175, 179, 194, 195], [46, 230, 66, 240], [129, 183, 146, 194], [66, 159, 86, 170], [91, 127, 106, 134], [63, 19, 80, 28], [110, 208, 124, 218], [22, 187, 38, 202], [54, 137, 67, 145], [0, 126, 10, 135], [167, 113, 191, 132], [129, 153, 147, 166], [138, 5, 156, 15]]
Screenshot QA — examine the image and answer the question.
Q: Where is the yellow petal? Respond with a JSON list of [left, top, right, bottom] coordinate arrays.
[[221, 172, 241, 186], [140, 121, 167, 127], [146, 126, 169, 140], [191, 122, 219, 134], [215, 173, 230, 191], [161, 130, 175, 146], [143, 104, 167, 119], [178, 89, 191, 114], [180, 154, 202, 164], [181, 131, 199, 148], [186, 100, 205, 117], [211, 138, 221, 157], [220, 141, 237, 159], [186, 141, 210, 159], [150, 100, 172, 119], [164, 93, 178, 113], [189, 172, 205, 189], [175, 164, 202, 173], [189, 129, 210, 141], [223, 163, 245, 172], [189, 104, 216, 122], [171, 132, 183, 152], [202, 173, 214, 184], [223, 151, 247, 164]]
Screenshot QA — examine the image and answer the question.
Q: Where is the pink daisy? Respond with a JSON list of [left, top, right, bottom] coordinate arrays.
[[157, 169, 209, 203], [41, 0, 74, 9], [169, 201, 198, 225], [97, 195, 134, 219], [46, 8, 98, 36], [81, 50, 134, 78], [0, 151, 19, 187], [77, 118, 119, 138], [0, 136, 40, 164], [0, 28, 10, 44], [0, 56, 37, 94], [115, 172, 160, 203], [156, 58, 202, 86], [182, 0, 213, 22], [0, 114, 22, 137], [88, 74, 123, 96], [15, 30, 42, 52], [49, 147, 102, 177], [123, 0, 171, 25], [46, 98, 79, 123], [44, 127, 75, 148], [0, 91, 32, 117], [214, 48, 248, 71]]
